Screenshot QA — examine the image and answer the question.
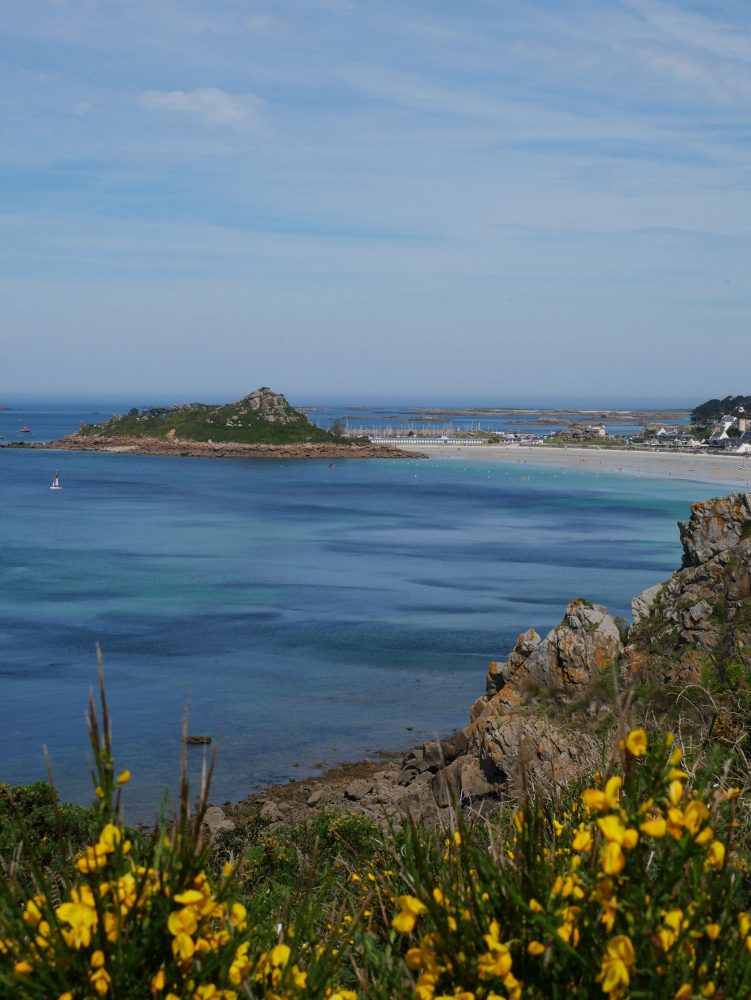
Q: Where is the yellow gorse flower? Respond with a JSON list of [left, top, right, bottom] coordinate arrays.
[[597, 935, 635, 994], [624, 728, 648, 757], [392, 895, 427, 934]]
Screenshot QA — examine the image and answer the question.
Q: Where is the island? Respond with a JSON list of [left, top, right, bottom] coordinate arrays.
[[23, 388, 415, 459]]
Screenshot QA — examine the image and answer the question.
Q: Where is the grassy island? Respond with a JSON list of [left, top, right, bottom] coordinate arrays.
[[79, 387, 338, 445]]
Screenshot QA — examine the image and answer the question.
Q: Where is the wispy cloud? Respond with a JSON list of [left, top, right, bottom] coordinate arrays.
[[2, 0, 750, 399], [139, 87, 264, 132]]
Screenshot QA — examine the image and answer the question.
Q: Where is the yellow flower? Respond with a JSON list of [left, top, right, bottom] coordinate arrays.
[[583, 775, 622, 813], [172, 932, 195, 962], [640, 816, 667, 838], [705, 923, 720, 940], [597, 935, 635, 994], [392, 895, 427, 934], [151, 969, 166, 994], [597, 815, 638, 848], [682, 800, 709, 835], [116, 770, 131, 785], [527, 940, 545, 956], [707, 840, 725, 870], [668, 780, 684, 806], [600, 842, 626, 876], [270, 943, 291, 967], [90, 966, 111, 996], [168, 908, 198, 937], [695, 826, 714, 847], [173, 890, 204, 906], [572, 827, 593, 852], [477, 945, 512, 979], [624, 728, 647, 757], [674, 986, 692, 999], [99, 823, 122, 852], [14, 961, 33, 975], [56, 899, 98, 949], [230, 902, 247, 930]]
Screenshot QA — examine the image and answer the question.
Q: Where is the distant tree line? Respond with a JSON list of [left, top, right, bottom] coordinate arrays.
[[691, 395, 751, 426]]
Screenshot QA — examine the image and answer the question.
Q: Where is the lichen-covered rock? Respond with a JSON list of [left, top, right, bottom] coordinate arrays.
[[486, 628, 541, 695], [471, 711, 597, 797], [493, 600, 623, 698], [236, 388, 296, 425], [632, 583, 662, 625], [679, 494, 751, 567], [626, 497, 751, 685]]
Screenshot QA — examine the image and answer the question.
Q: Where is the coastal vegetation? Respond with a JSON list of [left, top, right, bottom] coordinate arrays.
[[77, 389, 340, 446], [3, 674, 751, 998]]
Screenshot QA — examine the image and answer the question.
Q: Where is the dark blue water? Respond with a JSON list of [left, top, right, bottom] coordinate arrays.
[[0, 431, 721, 822]]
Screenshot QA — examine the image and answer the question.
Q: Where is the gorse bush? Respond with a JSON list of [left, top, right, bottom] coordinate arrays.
[[387, 730, 751, 999], [0, 663, 355, 1000], [3, 664, 751, 998]]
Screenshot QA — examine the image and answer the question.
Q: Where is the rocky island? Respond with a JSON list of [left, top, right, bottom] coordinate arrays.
[[226, 491, 751, 830], [24, 387, 414, 459]]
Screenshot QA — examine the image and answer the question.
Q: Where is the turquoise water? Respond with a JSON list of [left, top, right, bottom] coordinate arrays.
[[0, 444, 727, 820]]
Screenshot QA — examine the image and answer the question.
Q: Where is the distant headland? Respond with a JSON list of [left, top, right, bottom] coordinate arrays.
[[15, 388, 415, 459]]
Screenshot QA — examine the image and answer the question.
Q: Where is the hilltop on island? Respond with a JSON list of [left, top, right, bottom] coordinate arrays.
[[32, 387, 415, 459], [78, 387, 335, 445]]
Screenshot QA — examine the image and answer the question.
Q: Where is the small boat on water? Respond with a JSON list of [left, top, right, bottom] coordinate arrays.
[[50, 472, 62, 491], [20, 426, 31, 434]]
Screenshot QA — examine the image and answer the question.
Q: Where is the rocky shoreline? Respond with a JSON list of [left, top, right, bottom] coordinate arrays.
[[201, 492, 751, 837], [2, 434, 419, 460]]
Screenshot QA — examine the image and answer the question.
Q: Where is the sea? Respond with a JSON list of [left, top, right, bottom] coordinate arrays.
[[0, 402, 722, 821]]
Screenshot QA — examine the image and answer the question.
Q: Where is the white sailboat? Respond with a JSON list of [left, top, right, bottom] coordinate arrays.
[[50, 471, 62, 491]]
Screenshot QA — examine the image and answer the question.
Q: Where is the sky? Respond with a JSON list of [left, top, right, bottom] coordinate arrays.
[[1, 0, 749, 404]]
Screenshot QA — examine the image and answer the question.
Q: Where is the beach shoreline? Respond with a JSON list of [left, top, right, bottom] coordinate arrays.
[[397, 444, 751, 487]]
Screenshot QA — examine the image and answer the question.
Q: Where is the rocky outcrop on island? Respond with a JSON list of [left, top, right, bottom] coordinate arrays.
[[226, 492, 751, 833]]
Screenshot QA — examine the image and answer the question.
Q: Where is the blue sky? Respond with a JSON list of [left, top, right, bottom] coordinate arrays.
[[1, 0, 749, 403]]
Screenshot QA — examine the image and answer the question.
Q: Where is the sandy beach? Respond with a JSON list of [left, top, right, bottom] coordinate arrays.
[[398, 444, 751, 488]]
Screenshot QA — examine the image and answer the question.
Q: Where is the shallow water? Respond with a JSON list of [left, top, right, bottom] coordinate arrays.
[[0, 444, 725, 820]]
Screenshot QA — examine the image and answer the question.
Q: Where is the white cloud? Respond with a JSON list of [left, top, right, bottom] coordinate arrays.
[[72, 100, 93, 115], [139, 87, 264, 132]]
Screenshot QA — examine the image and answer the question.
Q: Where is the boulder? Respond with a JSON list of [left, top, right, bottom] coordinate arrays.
[[498, 601, 622, 696], [632, 583, 662, 625], [486, 628, 541, 695], [203, 806, 234, 836], [679, 494, 751, 567]]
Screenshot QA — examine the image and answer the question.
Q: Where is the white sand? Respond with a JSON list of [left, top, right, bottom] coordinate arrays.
[[398, 444, 751, 488]]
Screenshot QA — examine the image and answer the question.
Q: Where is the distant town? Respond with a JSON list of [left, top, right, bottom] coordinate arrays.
[[351, 397, 751, 454]]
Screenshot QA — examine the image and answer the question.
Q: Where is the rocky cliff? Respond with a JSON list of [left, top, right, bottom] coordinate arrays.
[[626, 493, 751, 687], [224, 492, 751, 832]]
